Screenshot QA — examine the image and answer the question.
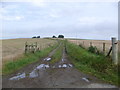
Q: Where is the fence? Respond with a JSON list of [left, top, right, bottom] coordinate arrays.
[[70, 37, 118, 65], [25, 42, 54, 54]]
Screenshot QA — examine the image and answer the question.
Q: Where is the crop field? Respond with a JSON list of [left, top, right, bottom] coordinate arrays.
[[69, 39, 112, 55], [1, 38, 57, 65], [2, 39, 119, 88]]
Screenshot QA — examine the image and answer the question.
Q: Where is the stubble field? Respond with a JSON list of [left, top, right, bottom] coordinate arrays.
[[1, 38, 57, 65]]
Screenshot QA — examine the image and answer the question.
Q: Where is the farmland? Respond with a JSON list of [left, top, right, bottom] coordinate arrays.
[[69, 39, 112, 55], [1, 38, 57, 65], [2, 38, 119, 88]]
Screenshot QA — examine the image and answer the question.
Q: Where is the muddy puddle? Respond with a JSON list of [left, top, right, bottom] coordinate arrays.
[[82, 77, 90, 83], [44, 57, 51, 61], [9, 57, 73, 81], [9, 73, 26, 80], [58, 64, 73, 68], [9, 63, 50, 80]]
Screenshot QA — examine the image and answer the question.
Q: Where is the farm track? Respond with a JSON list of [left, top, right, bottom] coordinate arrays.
[[2, 43, 117, 88]]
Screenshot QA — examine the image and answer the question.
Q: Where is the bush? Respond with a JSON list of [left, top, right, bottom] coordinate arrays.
[[88, 46, 97, 53]]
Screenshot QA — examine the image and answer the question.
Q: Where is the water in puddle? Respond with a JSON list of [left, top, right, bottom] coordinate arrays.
[[9, 64, 50, 80], [62, 64, 67, 68], [36, 64, 49, 69], [9, 73, 26, 80], [58, 64, 73, 68], [29, 70, 39, 78], [44, 57, 51, 61], [68, 64, 73, 67], [58, 65, 62, 68], [82, 77, 90, 82]]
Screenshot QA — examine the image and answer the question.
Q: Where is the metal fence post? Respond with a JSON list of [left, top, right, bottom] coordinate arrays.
[[112, 37, 118, 65]]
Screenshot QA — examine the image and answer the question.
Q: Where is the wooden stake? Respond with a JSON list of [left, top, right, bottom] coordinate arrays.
[[103, 43, 106, 55]]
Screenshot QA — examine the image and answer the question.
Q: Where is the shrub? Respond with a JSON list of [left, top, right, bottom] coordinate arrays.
[[88, 46, 97, 53]]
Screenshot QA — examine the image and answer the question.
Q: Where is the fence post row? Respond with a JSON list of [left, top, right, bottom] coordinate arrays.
[[112, 37, 118, 65]]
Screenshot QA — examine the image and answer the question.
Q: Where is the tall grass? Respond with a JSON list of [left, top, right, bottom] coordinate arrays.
[[66, 41, 119, 86], [3, 44, 58, 75]]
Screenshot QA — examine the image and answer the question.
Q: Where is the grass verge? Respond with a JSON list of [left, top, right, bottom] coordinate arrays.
[[50, 42, 63, 64], [2, 44, 58, 75], [66, 41, 119, 86]]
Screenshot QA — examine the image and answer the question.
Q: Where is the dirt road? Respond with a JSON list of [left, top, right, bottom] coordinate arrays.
[[2, 44, 117, 88]]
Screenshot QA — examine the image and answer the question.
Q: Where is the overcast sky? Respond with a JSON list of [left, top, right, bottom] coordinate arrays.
[[0, 0, 118, 40]]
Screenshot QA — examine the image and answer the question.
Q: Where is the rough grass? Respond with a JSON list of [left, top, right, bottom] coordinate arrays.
[[50, 42, 63, 64], [2, 44, 58, 75], [66, 41, 119, 86]]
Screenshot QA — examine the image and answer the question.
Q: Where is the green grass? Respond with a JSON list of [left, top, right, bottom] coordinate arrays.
[[3, 44, 58, 75], [66, 41, 119, 86], [50, 42, 63, 64]]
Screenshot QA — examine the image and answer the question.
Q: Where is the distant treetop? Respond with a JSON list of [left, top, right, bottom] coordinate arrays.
[[58, 35, 64, 38]]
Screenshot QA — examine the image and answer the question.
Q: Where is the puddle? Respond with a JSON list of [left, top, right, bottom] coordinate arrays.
[[62, 64, 67, 68], [9, 73, 26, 80], [82, 77, 90, 82], [44, 57, 51, 61], [58, 65, 62, 68], [58, 64, 72, 68], [9, 64, 50, 80], [68, 64, 73, 67], [36, 64, 49, 69], [29, 70, 39, 78]]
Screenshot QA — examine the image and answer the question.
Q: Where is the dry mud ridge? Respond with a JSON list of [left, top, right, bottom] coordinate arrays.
[[2, 44, 118, 88]]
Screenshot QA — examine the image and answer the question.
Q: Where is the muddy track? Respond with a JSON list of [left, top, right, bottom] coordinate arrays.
[[2, 43, 117, 88]]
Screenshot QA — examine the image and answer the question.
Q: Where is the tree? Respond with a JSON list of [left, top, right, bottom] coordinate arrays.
[[32, 36, 36, 38], [58, 35, 64, 38], [52, 35, 57, 38], [37, 36, 40, 38]]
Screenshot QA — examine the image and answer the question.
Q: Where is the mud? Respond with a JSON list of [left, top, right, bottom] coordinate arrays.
[[2, 45, 117, 88]]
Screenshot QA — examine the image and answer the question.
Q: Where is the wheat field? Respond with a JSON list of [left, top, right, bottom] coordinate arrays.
[[1, 38, 57, 64], [69, 39, 112, 55]]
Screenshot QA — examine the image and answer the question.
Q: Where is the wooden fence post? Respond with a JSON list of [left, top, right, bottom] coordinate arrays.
[[112, 37, 118, 65], [31, 44, 34, 53], [90, 42, 92, 47], [29, 45, 31, 52], [25, 42, 27, 54], [35, 42, 37, 51], [83, 41, 84, 47], [103, 43, 106, 55]]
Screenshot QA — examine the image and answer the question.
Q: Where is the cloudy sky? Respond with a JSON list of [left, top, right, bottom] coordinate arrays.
[[0, 0, 118, 40]]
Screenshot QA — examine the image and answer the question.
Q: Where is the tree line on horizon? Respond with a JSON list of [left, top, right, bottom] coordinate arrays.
[[32, 35, 64, 38]]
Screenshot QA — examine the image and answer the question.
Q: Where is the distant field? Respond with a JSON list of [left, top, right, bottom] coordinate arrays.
[[69, 39, 112, 55], [1, 38, 57, 64]]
